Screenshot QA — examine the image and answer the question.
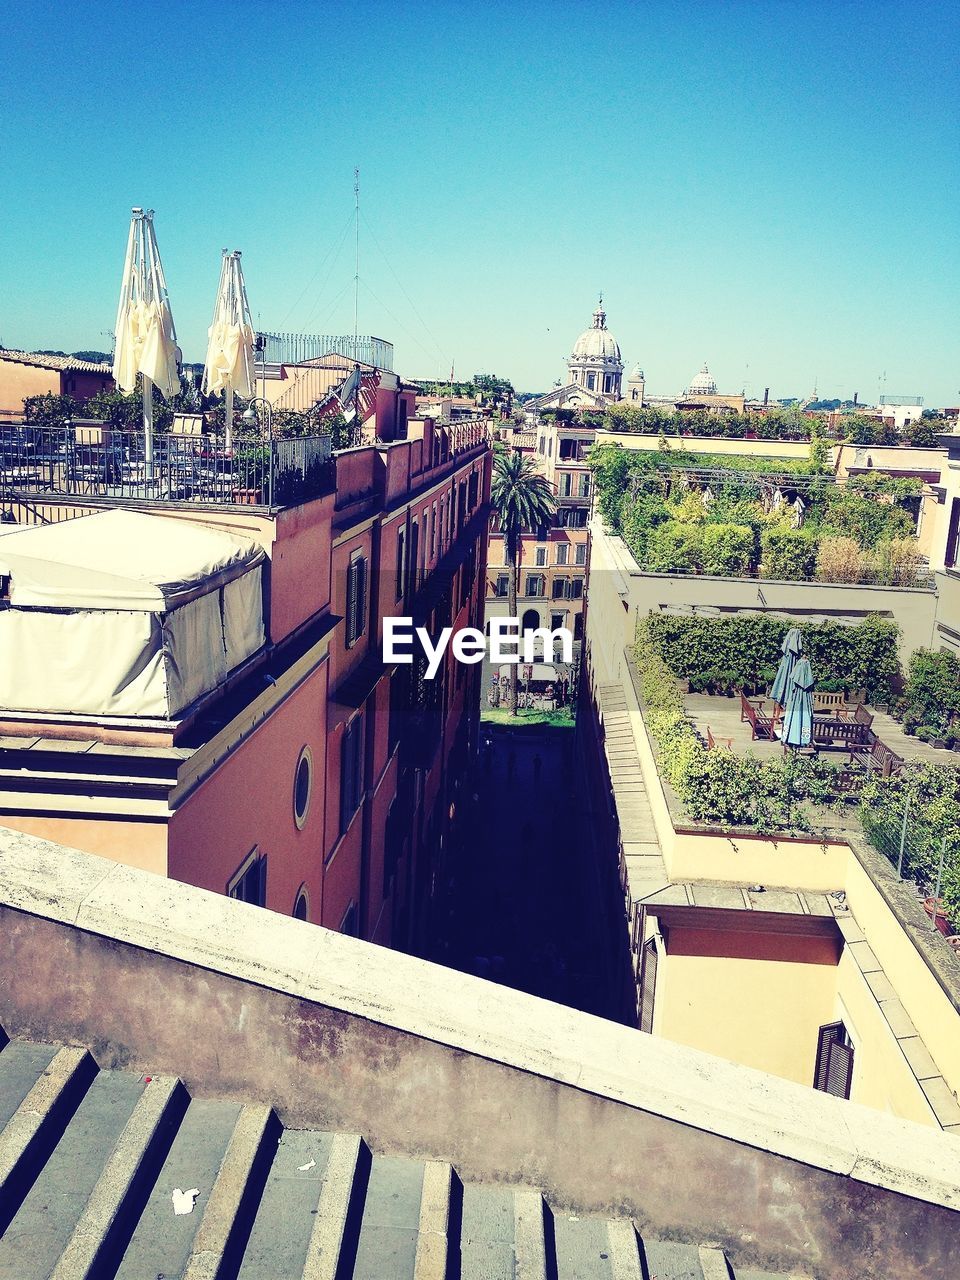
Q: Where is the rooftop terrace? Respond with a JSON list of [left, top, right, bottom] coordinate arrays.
[[0, 423, 334, 511]]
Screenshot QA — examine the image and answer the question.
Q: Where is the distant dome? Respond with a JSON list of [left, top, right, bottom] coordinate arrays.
[[687, 363, 717, 395], [571, 302, 621, 363], [628, 363, 645, 380]]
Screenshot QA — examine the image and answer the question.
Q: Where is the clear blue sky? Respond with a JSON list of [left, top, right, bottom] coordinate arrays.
[[3, 0, 958, 404]]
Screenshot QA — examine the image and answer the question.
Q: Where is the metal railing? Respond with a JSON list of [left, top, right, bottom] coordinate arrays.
[[258, 332, 394, 370], [0, 424, 333, 509], [861, 794, 957, 936]]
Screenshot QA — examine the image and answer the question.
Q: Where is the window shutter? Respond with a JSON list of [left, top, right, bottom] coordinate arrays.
[[639, 938, 658, 1034], [814, 1022, 854, 1099], [355, 557, 367, 639], [346, 561, 358, 644]]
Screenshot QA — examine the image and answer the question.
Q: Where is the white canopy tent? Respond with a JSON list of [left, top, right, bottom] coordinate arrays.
[[0, 511, 265, 719], [202, 249, 256, 449], [112, 208, 180, 485]]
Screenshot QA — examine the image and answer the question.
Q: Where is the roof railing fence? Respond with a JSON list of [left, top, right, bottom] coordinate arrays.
[[861, 792, 957, 936], [0, 423, 333, 510]]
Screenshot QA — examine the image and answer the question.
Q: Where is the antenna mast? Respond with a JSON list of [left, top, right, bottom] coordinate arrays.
[[353, 167, 360, 361]]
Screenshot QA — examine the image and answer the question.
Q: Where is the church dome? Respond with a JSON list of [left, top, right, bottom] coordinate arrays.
[[687, 363, 717, 395], [571, 302, 621, 362]]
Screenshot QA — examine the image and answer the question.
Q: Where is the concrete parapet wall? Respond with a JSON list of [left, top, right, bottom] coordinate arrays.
[[0, 828, 959, 1278]]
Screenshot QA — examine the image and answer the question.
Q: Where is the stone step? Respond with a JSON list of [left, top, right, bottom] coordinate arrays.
[[117, 1097, 244, 1280], [0, 1066, 148, 1280], [0, 1034, 757, 1280]]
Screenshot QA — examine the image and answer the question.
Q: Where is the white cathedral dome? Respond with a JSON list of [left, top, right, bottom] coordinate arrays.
[[687, 363, 717, 395], [571, 302, 621, 362]]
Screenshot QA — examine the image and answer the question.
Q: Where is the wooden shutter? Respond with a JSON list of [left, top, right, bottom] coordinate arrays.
[[814, 1022, 854, 1099], [346, 560, 359, 644], [639, 939, 658, 1034], [355, 557, 367, 640]]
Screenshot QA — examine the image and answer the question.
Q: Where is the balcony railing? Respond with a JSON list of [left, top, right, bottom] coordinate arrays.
[[0, 425, 334, 509], [445, 419, 488, 456]]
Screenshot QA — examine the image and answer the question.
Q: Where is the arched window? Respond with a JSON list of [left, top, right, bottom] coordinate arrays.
[[522, 608, 541, 632], [293, 888, 309, 921]]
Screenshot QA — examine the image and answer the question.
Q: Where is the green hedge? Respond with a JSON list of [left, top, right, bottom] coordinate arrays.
[[634, 620, 843, 830], [645, 613, 901, 701]]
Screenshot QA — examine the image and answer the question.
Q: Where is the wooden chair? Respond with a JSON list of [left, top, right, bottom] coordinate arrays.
[[706, 726, 734, 750]]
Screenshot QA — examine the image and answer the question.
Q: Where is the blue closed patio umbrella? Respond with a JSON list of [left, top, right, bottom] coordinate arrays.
[[771, 627, 803, 707], [783, 657, 815, 748]]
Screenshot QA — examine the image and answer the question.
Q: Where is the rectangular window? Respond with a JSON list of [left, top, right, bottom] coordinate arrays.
[[552, 577, 566, 600], [813, 1022, 854, 1099], [345, 553, 367, 646], [228, 849, 266, 907], [947, 498, 960, 569], [340, 715, 364, 833], [575, 542, 587, 565], [409, 521, 420, 590], [535, 546, 547, 567], [468, 470, 479, 510], [494, 573, 509, 597], [526, 574, 545, 598], [579, 474, 591, 498], [569, 576, 583, 599], [559, 472, 572, 497], [430, 504, 437, 559], [550, 611, 565, 630], [396, 527, 407, 600], [556, 543, 569, 566]]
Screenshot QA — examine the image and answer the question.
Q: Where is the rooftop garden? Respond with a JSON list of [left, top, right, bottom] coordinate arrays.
[[633, 618, 960, 929], [591, 443, 928, 587], [590, 404, 943, 448]]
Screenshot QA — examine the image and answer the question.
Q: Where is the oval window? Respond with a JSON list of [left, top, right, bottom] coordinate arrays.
[[293, 746, 312, 829]]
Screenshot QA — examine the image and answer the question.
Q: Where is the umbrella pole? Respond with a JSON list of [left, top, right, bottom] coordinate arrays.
[[225, 384, 233, 452], [143, 374, 155, 487]]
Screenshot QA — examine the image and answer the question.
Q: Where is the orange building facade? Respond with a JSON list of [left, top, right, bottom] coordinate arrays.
[[0, 412, 490, 954]]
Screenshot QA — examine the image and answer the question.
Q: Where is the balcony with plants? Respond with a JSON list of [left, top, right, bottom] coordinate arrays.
[[590, 444, 931, 587]]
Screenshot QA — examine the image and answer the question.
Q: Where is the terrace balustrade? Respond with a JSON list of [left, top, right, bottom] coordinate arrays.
[[0, 423, 334, 509]]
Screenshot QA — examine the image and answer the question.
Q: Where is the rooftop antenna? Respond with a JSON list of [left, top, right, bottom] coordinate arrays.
[[353, 167, 360, 362]]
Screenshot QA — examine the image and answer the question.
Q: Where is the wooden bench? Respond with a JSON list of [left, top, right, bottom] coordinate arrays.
[[848, 736, 904, 778], [813, 691, 847, 713], [739, 692, 779, 741], [811, 718, 873, 749]]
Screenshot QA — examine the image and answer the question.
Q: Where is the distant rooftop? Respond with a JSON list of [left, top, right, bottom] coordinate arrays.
[[0, 349, 113, 374]]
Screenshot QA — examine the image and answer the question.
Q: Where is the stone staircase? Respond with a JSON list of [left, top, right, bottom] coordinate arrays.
[[597, 681, 669, 903], [0, 1031, 796, 1280]]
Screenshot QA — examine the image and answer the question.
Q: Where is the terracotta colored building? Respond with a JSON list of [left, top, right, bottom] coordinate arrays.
[[0, 405, 490, 954], [0, 349, 114, 421]]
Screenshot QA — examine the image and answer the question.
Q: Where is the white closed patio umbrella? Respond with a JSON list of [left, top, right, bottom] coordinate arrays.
[[112, 208, 180, 485], [202, 249, 256, 449]]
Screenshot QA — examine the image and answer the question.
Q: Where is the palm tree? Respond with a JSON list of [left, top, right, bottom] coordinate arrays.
[[490, 447, 556, 715]]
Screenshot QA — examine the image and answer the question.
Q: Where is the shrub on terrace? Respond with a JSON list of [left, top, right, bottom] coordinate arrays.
[[646, 612, 901, 702], [760, 527, 819, 581], [899, 649, 960, 740]]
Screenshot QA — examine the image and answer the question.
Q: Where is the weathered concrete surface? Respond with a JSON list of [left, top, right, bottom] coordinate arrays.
[[1, 828, 959, 1278]]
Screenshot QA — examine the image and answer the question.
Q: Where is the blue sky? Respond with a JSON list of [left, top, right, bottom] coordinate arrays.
[[3, 1, 958, 403]]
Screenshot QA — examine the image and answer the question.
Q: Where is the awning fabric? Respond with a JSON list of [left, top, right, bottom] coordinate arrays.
[[0, 510, 265, 719], [0, 510, 264, 611]]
